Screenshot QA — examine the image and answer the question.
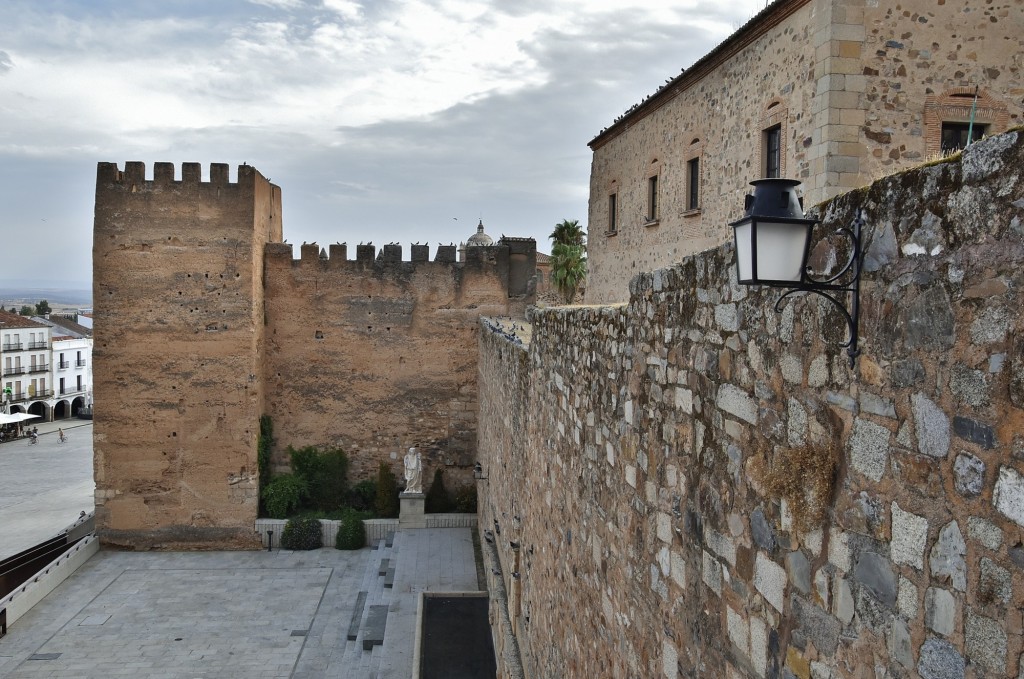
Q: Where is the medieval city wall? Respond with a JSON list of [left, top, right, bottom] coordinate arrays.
[[93, 162, 281, 549], [480, 132, 1024, 678], [263, 242, 526, 485]]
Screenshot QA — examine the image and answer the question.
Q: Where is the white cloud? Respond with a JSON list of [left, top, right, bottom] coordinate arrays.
[[0, 0, 770, 284]]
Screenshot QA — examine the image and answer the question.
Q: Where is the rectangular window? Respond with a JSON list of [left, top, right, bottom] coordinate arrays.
[[60, 377, 66, 395], [764, 125, 782, 178], [941, 122, 987, 153], [687, 157, 700, 211], [77, 375, 83, 391], [647, 175, 659, 221], [608, 194, 617, 234]]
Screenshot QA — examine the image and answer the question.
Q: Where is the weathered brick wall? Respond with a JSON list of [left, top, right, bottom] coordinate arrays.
[[93, 162, 281, 549], [264, 243, 527, 484], [479, 131, 1024, 678]]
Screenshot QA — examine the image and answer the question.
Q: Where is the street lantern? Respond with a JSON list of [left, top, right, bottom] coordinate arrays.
[[730, 178, 864, 367]]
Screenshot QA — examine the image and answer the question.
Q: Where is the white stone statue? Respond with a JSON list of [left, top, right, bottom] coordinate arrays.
[[403, 447, 422, 494]]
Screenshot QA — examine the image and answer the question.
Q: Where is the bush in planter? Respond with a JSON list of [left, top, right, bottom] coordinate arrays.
[[335, 509, 369, 550], [281, 516, 323, 550], [453, 484, 477, 513], [375, 462, 399, 518], [347, 479, 377, 512], [262, 473, 307, 519], [290, 445, 349, 512], [425, 469, 453, 513]]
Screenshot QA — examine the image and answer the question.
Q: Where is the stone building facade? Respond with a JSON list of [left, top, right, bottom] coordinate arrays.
[[479, 132, 1024, 677], [92, 162, 534, 548], [586, 0, 1024, 303]]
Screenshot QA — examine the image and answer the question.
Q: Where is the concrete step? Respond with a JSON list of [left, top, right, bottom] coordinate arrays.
[[384, 567, 395, 589], [362, 604, 388, 650], [378, 558, 390, 576], [346, 590, 368, 642]]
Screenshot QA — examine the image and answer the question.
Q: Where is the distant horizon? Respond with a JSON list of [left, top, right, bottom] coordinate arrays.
[[0, 278, 91, 290]]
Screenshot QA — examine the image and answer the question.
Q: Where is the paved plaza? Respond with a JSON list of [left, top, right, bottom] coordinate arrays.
[[0, 420, 94, 561], [0, 528, 480, 679], [0, 422, 484, 678]]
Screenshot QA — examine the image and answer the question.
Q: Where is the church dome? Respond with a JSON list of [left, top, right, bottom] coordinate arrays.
[[466, 219, 494, 246]]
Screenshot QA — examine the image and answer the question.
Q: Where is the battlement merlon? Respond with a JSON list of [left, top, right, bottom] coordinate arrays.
[[264, 242, 522, 267], [95, 162, 276, 190]]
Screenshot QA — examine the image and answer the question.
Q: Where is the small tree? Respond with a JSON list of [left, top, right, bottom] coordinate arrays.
[[375, 461, 399, 518], [35, 300, 51, 315], [18, 305, 32, 316]]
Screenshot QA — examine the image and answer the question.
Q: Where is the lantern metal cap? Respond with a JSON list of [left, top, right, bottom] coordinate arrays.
[[730, 177, 810, 224]]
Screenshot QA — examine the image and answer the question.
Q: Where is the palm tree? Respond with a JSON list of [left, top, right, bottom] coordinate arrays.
[[550, 242, 587, 303], [549, 218, 587, 303], [550, 219, 585, 248]]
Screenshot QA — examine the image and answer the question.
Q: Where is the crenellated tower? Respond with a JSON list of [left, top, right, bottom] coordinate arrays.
[[93, 162, 281, 549]]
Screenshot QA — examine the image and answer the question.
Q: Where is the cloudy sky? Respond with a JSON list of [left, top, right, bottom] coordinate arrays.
[[0, 0, 768, 288]]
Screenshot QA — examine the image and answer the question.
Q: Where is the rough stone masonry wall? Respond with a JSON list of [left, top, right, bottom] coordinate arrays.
[[93, 162, 281, 549], [586, 0, 818, 305], [479, 131, 1024, 679], [263, 243, 527, 486]]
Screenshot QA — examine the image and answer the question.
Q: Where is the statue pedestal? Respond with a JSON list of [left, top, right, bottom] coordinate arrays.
[[399, 492, 426, 529]]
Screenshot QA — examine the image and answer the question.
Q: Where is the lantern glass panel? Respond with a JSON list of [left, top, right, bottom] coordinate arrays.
[[753, 219, 811, 282], [734, 221, 754, 281]]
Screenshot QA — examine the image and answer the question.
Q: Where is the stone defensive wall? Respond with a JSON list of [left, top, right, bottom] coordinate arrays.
[[92, 161, 534, 547], [263, 239, 533, 484], [478, 131, 1024, 678], [93, 162, 282, 549]]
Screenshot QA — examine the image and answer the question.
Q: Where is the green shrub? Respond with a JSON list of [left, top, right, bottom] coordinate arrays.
[[290, 445, 349, 512], [281, 516, 323, 550], [262, 473, 307, 519], [453, 485, 477, 513], [375, 462, 399, 518], [347, 479, 377, 512], [425, 469, 453, 513], [335, 509, 368, 550]]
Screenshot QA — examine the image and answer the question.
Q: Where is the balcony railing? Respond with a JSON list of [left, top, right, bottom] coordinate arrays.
[[2, 343, 23, 351], [58, 361, 70, 369], [76, 359, 87, 367], [7, 391, 27, 402], [28, 364, 49, 374], [27, 341, 48, 350], [59, 387, 84, 396], [2, 367, 25, 377], [33, 389, 53, 398]]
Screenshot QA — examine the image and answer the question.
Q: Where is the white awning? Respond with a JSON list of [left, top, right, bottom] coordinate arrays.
[[0, 413, 40, 424]]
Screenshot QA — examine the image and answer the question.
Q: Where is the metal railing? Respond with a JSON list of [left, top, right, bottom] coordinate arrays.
[[76, 359, 86, 367], [2, 367, 25, 377], [27, 364, 49, 374], [1, 343, 23, 351], [27, 341, 48, 350], [58, 361, 70, 369]]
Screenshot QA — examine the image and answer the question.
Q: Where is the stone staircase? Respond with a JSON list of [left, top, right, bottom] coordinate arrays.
[[337, 532, 396, 676]]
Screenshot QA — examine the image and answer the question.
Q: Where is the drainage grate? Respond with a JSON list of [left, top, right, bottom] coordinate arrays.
[[28, 653, 61, 661], [290, 629, 308, 637]]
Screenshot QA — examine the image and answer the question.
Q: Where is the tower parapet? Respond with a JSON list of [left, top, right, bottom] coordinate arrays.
[[93, 161, 282, 550]]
